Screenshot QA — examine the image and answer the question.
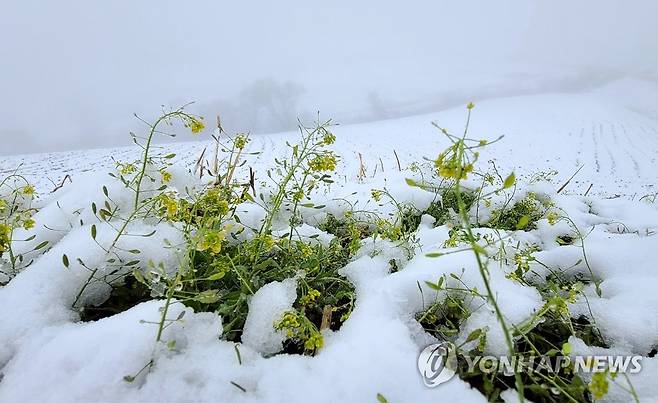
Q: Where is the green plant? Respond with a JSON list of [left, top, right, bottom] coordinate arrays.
[[421, 271, 604, 402], [258, 118, 337, 239], [0, 173, 47, 282], [406, 105, 637, 402], [486, 193, 547, 231], [112, 116, 357, 358], [408, 103, 527, 402], [68, 105, 205, 310]]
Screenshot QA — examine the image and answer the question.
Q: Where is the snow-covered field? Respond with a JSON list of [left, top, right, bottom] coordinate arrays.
[[1, 78, 657, 402], [4, 78, 657, 199]]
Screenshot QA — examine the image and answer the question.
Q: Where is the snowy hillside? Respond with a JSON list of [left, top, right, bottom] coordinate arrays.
[[1, 79, 657, 403], [3, 79, 657, 198]]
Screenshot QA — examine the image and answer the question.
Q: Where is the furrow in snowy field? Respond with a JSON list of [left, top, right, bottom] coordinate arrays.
[[2, 79, 657, 198]]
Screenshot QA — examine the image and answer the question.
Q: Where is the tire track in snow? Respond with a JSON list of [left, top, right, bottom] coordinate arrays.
[[618, 123, 650, 159], [639, 126, 658, 164], [599, 123, 617, 176], [574, 129, 584, 167], [638, 126, 658, 149], [591, 124, 601, 173], [611, 123, 641, 176]]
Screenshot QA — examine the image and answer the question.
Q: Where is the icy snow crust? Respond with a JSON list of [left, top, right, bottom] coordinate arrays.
[[1, 82, 658, 402]]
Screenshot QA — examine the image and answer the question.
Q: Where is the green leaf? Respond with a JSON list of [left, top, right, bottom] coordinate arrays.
[[234, 344, 243, 365], [465, 328, 484, 343], [206, 271, 227, 281], [425, 277, 445, 291], [471, 243, 487, 256], [503, 172, 516, 189], [425, 252, 444, 258], [376, 393, 388, 403], [91, 224, 97, 240], [133, 270, 146, 284], [405, 178, 419, 187], [515, 215, 530, 230], [194, 290, 221, 304], [99, 208, 111, 220], [33, 241, 49, 251], [62, 254, 69, 268], [424, 280, 442, 291]]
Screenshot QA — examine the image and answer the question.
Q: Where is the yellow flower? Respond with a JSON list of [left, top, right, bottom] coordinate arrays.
[[308, 153, 337, 172], [547, 211, 560, 225], [119, 163, 137, 176], [196, 229, 226, 254], [23, 218, 35, 230], [275, 311, 301, 336], [259, 234, 276, 252], [159, 194, 179, 219], [0, 223, 10, 252], [161, 170, 172, 184], [304, 332, 324, 351], [292, 189, 304, 202], [189, 117, 205, 134], [371, 189, 382, 202], [589, 371, 609, 400], [300, 289, 321, 305], [22, 185, 35, 196], [234, 134, 248, 149], [321, 130, 336, 145]]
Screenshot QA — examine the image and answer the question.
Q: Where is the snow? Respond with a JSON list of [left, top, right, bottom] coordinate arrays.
[[242, 278, 298, 356], [1, 78, 657, 402], [4, 79, 658, 199]]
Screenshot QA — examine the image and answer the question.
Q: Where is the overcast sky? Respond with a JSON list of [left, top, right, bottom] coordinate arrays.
[[1, 0, 657, 155]]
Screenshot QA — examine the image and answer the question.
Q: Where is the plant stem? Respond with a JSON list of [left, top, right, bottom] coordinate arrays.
[[452, 111, 525, 402]]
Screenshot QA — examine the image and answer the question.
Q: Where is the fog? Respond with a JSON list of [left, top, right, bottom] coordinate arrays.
[[1, 0, 657, 155]]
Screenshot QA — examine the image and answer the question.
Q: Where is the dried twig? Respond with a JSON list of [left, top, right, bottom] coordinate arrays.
[[212, 115, 223, 179], [357, 153, 366, 180], [584, 183, 593, 197], [320, 305, 333, 331], [51, 174, 72, 193], [249, 167, 256, 196], [195, 147, 207, 179], [557, 165, 584, 194], [393, 149, 402, 172]]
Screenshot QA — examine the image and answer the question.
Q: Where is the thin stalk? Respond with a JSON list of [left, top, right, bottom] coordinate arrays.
[[453, 109, 525, 402]]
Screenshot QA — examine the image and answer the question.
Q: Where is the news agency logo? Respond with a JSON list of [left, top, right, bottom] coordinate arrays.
[[417, 342, 643, 388], [417, 342, 458, 387]]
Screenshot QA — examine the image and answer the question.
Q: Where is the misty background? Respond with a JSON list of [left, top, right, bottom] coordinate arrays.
[[1, 0, 657, 156]]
